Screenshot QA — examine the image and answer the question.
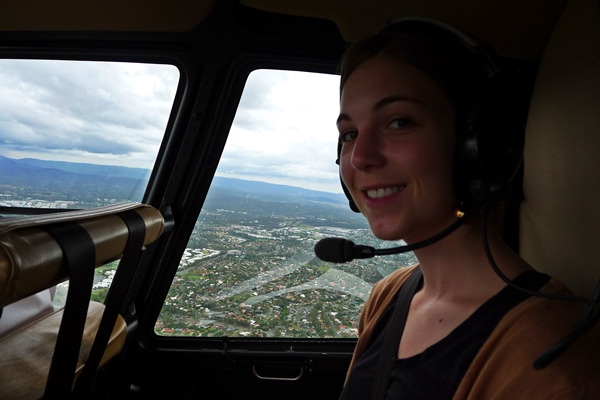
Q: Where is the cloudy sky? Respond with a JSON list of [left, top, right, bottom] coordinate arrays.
[[221, 69, 341, 193], [0, 60, 342, 193]]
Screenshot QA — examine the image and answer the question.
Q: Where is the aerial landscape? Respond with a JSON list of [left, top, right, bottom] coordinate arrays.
[[0, 156, 417, 339]]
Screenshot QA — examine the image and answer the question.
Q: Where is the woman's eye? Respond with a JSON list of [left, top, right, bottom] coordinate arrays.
[[389, 118, 412, 129], [340, 131, 357, 143]]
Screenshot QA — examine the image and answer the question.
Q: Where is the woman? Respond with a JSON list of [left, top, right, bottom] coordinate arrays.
[[336, 20, 600, 399]]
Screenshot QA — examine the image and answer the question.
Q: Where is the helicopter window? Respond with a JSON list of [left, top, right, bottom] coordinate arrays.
[[155, 69, 417, 338], [0, 59, 179, 212], [0, 59, 180, 307]]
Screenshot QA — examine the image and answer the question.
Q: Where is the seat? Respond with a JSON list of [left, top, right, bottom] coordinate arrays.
[[0, 202, 165, 400], [520, 0, 600, 299]]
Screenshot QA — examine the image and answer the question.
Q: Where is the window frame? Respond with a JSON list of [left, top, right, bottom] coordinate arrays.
[[0, 32, 198, 214], [0, 27, 357, 361], [138, 52, 362, 357], [0, 55, 186, 216]]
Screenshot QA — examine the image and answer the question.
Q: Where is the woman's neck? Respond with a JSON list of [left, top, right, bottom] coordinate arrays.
[[411, 220, 532, 304]]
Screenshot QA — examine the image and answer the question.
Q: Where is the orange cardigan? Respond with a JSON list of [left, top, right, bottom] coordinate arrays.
[[347, 265, 600, 399]]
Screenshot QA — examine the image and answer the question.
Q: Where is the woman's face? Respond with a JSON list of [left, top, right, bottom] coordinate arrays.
[[338, 56, 457, 243]]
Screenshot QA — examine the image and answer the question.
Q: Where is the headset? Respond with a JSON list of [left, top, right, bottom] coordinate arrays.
[[322, 17, 600, 369], [337, 17, 524, 213]]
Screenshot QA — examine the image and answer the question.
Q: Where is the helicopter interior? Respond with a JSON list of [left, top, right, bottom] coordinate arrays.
[[0, 0, 598, 399]]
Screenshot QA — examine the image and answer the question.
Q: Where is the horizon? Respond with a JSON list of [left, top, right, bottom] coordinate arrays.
[[3, 155, 346, 195]]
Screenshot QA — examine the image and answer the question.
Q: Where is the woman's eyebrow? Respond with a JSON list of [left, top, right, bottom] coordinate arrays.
[[336, 95, 424, 125], [374, 95, 424, 111], [336, 114, 351, 125]]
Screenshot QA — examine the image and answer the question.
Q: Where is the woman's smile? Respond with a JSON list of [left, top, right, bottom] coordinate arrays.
[[364, 185, 405, 199]]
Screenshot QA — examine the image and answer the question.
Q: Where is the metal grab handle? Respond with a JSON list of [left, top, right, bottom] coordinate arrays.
[[252, 365, 304, 381]]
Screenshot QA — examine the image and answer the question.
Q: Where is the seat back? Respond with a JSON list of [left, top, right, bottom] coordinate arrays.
[[520, 0, 600, 298], [0, 203, 164, 308], [0, 202, 164, 400]]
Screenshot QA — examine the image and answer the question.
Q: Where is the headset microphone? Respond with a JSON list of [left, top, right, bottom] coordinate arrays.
[[314, 238, 373, 263], [314, 199, 485, 263], [315, 191, 600, 369]]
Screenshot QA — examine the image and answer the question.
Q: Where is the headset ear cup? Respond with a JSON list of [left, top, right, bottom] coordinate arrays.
[[340, 174, 360, 213], [456, 61, 525, 205], [337, 139, 361, 213], [343, 183, 360, 213]]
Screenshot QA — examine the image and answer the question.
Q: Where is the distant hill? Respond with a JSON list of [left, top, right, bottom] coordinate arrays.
[[0, 156, 348, 207], [0, 155, 147, 201], [14, 158, 151, 180], [200, 184, 366, 229], [211, 176, 346, 204]]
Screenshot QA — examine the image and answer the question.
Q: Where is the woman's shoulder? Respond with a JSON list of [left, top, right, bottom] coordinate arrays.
[[494, 276, 600, 367], [456, 276, 600, 399], [498, 277, 596, 339]]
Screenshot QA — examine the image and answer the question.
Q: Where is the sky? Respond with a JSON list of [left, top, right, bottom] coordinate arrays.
[[221, 69, 341, 193], [0, 60, 343, 193]]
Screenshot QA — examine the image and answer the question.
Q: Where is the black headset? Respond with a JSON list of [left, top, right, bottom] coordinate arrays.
[[337, 17, 525, 214]]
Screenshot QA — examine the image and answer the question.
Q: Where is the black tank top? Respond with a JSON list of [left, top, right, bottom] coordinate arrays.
[[338, 270, 550, 400]]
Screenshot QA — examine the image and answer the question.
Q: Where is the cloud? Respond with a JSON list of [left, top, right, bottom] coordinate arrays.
[[216, 69, 342, 192], [0, 60, 178, 165], [0, 60, 343, 192]]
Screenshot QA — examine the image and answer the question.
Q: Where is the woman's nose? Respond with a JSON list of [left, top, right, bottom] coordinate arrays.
[[350, 130, 385, 171]]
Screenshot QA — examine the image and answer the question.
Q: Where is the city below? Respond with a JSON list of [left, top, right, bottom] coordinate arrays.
[[0, 156, 417, 340]]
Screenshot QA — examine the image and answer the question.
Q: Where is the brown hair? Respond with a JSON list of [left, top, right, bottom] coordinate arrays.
[[339, 21, 486, 124]]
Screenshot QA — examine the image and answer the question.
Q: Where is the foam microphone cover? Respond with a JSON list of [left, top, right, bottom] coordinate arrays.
[[314, 238, 355, 263]]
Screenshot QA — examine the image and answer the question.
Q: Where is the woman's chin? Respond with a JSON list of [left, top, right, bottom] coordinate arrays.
[[368, 223, 404, 242]]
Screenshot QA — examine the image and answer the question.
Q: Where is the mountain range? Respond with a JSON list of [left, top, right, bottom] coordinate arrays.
[[0, 156, 347, 206]]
